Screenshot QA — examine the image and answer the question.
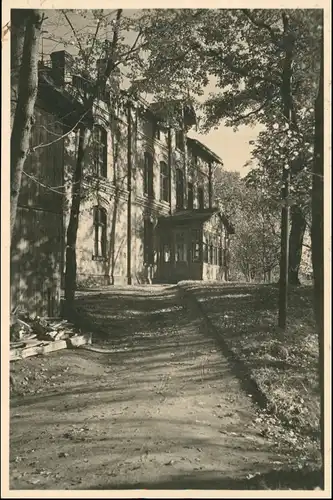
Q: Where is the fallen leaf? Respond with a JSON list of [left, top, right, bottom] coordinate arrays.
[[29, 478, 41, 485]]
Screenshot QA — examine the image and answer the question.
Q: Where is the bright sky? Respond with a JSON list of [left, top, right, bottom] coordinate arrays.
[[42, 9, 262, 177]]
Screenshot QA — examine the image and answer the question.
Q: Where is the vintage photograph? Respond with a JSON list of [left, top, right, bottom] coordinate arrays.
[[6, 4, 328, 493]]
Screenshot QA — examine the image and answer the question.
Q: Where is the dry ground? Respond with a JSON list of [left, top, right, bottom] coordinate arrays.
[[179, 281, 320, 439], [9, 284, 322, 491]]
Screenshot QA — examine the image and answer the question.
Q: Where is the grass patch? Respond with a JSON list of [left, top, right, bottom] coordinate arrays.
[[179, 281, 321, 471]]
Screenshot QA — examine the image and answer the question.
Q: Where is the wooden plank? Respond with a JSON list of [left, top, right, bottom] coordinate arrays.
[[10, 340, 68, 361]]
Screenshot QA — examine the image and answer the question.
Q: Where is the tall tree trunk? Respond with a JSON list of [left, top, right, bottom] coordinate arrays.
[[106, 188, 120, 285], [11, 10, 28, 124], [278, 12, 295, 329], [311, 32, 324, 481], [288, 205, 307, 285], [63, 8, 123, 312], [64, 125, 91, 316], [10, 10, 43, 241]]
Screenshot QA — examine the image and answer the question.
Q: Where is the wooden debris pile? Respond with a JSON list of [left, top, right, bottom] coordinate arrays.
[[10, 309, 77, 344]]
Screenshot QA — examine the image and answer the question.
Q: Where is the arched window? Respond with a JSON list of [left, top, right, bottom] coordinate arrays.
[[160, 161, 169, 202], [187, 182, 194, 209], [92, 125, 107, 177], [197, 185, 204, 209], [175, 130, 185, 151], [93, 206, 107, 259], [144, 152, 154, 197], [176, 168, 184, 209]]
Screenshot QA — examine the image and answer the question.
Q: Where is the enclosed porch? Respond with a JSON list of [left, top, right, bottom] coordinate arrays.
[[155, 209, 234, 284]]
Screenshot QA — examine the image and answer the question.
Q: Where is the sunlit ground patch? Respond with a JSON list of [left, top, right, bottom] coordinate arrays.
[[199, 293, 252, 302]]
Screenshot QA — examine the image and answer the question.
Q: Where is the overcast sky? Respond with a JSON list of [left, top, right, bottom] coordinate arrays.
[[42, 9, 262, 176]]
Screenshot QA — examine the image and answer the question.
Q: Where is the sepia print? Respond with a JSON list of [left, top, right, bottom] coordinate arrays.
[[3, 2, 331, 495]]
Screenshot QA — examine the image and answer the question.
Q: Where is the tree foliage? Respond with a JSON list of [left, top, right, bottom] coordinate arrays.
[[214, 168, 280, 282], [139, 8, 322, 286]]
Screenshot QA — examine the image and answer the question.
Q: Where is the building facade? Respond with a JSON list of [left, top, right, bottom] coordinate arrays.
[[11, 50, 234, 315]]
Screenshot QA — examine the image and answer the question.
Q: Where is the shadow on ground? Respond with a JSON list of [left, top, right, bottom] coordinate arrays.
[[89, 468, 323, 490], [10, 284, 322, 491]]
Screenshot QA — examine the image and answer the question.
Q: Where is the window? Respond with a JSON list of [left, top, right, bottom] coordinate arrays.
[[175, 231, 187, 262], [209, 238, 214, 264], [187, 182, 194, 209], [218, 247, 223, 267], [203, 243, 208, 263], [93, 206, 107, 259], [175, 130, 185, 151], [160, 161, 170, 202], [144, 219, 154, 265], [191, 229, 201, 263], [198, 185, 204, 209], [144, 152, 154, 198], [213, 246, 218, 265], [203, 233, 208, 263], [155, 125, 161, 141], [176, 168, 184, 209], [92, 125, 107, 177], [218, 235, 223, 267], [212, 235, 218, 265], [163, 244, 171, 263]]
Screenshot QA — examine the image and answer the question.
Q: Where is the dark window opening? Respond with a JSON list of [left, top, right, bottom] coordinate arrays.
[[198, 186, 204, 209], [213, 246, 218, 265], [155, 125, 161, 141], [163, 244, 171, 263], [176, 168, 184, 209], [218, 247, 223, 266], [187, 182, 194, 209], [93, 206, 107, 259], [191, 229, 201, 263], [160, 161, 170, 202], [92, 125, 107, 177], [209, 243, 214, 264], [175, 130, 185, 151], [175, 231, 187, 262], [203, 243, 208, 263], [144, 219, 154, 264], [144, 152, 154, 198]]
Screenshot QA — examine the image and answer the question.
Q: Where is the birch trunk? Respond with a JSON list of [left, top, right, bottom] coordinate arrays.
[[311, 32, 324, 478], [10, 10, 43, 240]]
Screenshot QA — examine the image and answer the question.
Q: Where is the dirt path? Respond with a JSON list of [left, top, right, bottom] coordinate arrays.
[[10, 285, 288, 490]]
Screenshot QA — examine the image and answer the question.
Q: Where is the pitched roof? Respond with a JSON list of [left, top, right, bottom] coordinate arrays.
[[149, 100, 197, 127], [158, 208, 235, 234], [186, 137, 223, 165]]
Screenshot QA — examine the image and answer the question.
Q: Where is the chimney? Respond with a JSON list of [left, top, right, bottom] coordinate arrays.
[[50, 50, 74, 86]]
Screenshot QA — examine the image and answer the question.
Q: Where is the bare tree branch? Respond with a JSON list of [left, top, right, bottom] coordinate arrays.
[[95, 9, 123, 95], [22, 170, 76, 194], [227, 99, 269, 124], [61, 11, 85, 60], [220, 53, 281, 86], [87, 12, 103, 64], [121, 29, 147, 62], [242, 9, 282, 47], [30, 109, 89, 153]]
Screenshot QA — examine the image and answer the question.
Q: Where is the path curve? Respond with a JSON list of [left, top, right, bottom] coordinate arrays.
[[10, 285, 285, 490]]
